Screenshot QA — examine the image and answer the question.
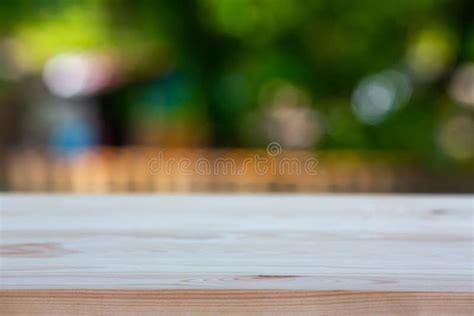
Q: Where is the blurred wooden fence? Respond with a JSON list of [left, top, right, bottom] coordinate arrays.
[[2, 147, 473, 193]]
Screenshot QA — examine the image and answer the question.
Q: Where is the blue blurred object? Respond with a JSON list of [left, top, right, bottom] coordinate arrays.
[[50, 115, 97, 157]]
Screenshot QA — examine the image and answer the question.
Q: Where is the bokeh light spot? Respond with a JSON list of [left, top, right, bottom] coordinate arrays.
[[449, 63, 474, 108], [260, 82, 322, 148], [438, 115, 474, 160], [406, 27, 457, 81], [351, 70, 412, 125]]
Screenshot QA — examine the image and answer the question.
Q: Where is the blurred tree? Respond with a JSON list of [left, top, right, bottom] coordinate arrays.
[[0, 0, 472, 168]]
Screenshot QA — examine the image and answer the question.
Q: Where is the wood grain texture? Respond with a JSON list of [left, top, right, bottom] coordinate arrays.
[[1, 290, 473, 316], [0, 194, 473, 315]]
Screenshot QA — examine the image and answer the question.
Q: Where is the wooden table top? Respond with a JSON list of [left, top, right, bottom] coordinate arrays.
[[0, 194, 473, 315]]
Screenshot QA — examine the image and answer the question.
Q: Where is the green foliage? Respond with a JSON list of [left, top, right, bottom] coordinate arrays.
[[1, 0, 473, 166]]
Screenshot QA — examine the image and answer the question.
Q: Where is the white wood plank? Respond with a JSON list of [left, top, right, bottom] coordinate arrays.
[[0, 194, 473, 293]]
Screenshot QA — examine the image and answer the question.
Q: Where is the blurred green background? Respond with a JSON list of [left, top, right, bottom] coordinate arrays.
[[0, 0, 473, 192]]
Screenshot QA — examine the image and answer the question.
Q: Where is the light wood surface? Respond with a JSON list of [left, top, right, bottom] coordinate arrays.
[[0, 194, 473, 315]]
